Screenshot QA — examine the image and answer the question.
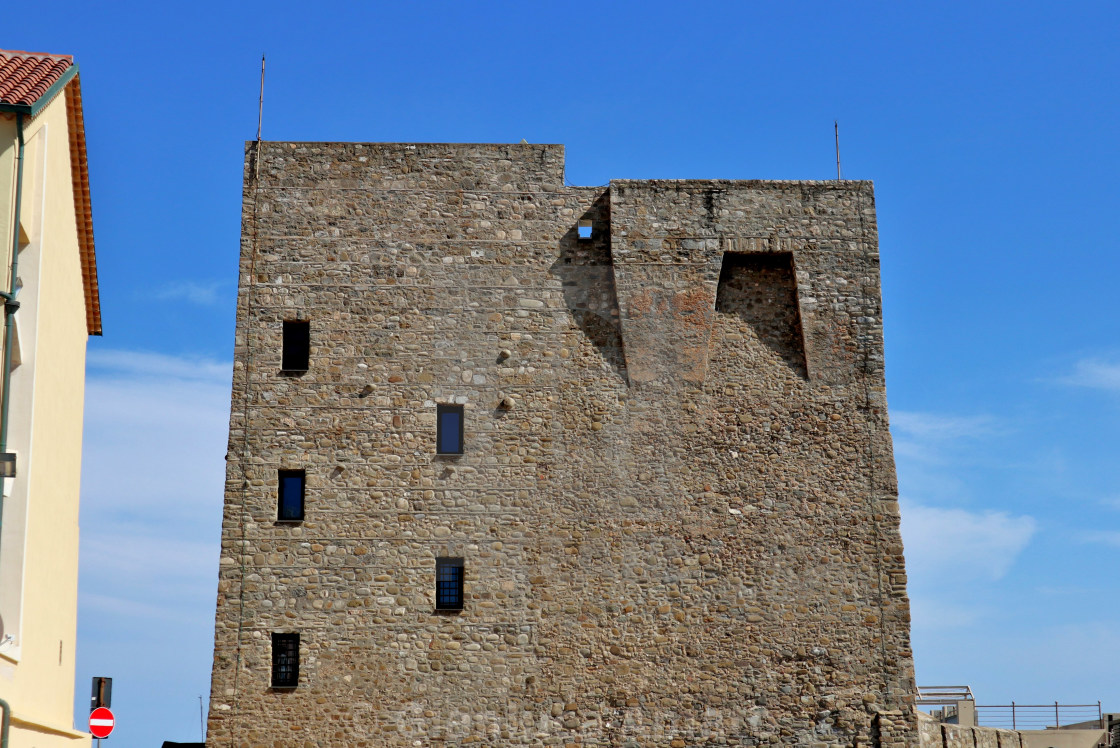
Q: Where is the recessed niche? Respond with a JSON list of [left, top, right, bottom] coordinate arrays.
[[715, 252, 807, 377]]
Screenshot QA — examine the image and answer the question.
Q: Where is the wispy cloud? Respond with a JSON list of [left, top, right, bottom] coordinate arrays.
[[87, 347, 230, 382], [83, 530, 217, 591], [891, 411, 998, 441], [80, 348, 230, 649], [153, 280, 225, 306], [889, 410, 1006, 498], [76, 351, 229, 745], [900, 498, 1037, 581], [908, 596, 985, 630], [1081, 530, 1120, 548], [1058, 358, 1120, 392], [80, 592, 185, 622], [82, 350, 231, 516]]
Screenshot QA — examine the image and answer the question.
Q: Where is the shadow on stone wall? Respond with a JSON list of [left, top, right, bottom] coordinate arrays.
[[550, 191, 627, 381], [715, 252, 808, 378]]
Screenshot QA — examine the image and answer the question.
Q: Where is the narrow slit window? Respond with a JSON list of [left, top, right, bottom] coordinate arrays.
[[577, 219, 593, 241], [271, 633, 300, 688], [436, 557, 464, 610], [277, 469, 305, 521], [282, 320, 310, 371], [436, 404, 464, 455]]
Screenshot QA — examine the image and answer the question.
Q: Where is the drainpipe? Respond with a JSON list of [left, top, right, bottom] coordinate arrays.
[[0, 696, 10, 748], [0, 112, 23, 547], [0, 64, 80, 556]]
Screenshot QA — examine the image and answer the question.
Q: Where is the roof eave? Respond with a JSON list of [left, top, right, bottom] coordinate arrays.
[[0, 62, 79, 117], [62, 73, 101, 336]]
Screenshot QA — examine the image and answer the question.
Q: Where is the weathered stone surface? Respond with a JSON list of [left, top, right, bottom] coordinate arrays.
[[915, 713, 1026, 748], [942, 724, 976, 748], [207, 142, 918, 747]]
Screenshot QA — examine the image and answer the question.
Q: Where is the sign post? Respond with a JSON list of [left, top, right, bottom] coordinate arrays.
[[89, 706, 114, 742], [90, 676, 112, 712]]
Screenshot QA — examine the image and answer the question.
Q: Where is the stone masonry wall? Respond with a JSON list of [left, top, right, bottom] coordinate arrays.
[[206, 142, 917, 747], [916, 712, 1025, 748]]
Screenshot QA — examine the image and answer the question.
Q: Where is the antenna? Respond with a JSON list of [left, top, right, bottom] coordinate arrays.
[[254, 55, 266, 181], [834, 120, 842, 180], [257, 55, 266, 142], [199, 695, 205, 742]]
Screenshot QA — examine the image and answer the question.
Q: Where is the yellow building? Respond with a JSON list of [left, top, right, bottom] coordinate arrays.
[[0, 49, 102, 747]]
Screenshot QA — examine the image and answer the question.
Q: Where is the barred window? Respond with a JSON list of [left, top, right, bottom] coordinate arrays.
[[271, 633, 299, 688], [435, 557, 464, 610]]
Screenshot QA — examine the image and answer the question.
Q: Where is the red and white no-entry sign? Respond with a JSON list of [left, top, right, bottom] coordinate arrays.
[[89, 707, 115, 738]]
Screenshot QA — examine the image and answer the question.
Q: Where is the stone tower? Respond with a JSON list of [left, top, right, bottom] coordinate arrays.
[[207, 142, 918, 747]]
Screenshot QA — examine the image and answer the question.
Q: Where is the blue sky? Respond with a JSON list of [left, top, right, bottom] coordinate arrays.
[[11, 1, 1120, 744]]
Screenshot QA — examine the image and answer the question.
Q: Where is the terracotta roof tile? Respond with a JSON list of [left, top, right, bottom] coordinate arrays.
[[0, 48, 100, 334], [0, 49, 74, 108]]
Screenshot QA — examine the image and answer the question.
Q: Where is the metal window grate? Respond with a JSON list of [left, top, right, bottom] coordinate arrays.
[[271, 633, 299, 688], [436, 558, 464, 610]]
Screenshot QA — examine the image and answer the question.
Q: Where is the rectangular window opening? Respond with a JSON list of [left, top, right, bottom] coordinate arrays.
[[282, 320, 310, 372], [435, 557, 464, 610], [436, 404, 464, 455], [271, 633, 300, 688], [278, 469, 305, 521], [577, 219, 593, 241]]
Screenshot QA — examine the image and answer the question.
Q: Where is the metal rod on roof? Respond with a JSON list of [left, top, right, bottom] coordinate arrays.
[[834, 120, 842, 180], [257, 54, 265, 142]]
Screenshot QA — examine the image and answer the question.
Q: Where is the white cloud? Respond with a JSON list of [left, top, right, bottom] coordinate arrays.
[[152, 280, 225, 306], [902, 498, 1037, 637], [1059, 358, 1120, 392], [899, 498, 1037, 581]]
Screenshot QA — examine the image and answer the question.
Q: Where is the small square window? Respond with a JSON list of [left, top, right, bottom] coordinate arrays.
[[278, 469, 305, 521], [577, 219, 593, 241], [271, 633, 299, 688], [436, 404, 464, 455], [436, 557, 464, 610], [282, 320, 310, 371]]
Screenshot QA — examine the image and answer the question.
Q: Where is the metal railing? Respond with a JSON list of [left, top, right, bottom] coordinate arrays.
[[975, 702, 1103, 731], [917, 686, 976, 706]]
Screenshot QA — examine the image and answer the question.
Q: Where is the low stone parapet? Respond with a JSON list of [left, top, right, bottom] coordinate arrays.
[[919, 710, 1025, 748]]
